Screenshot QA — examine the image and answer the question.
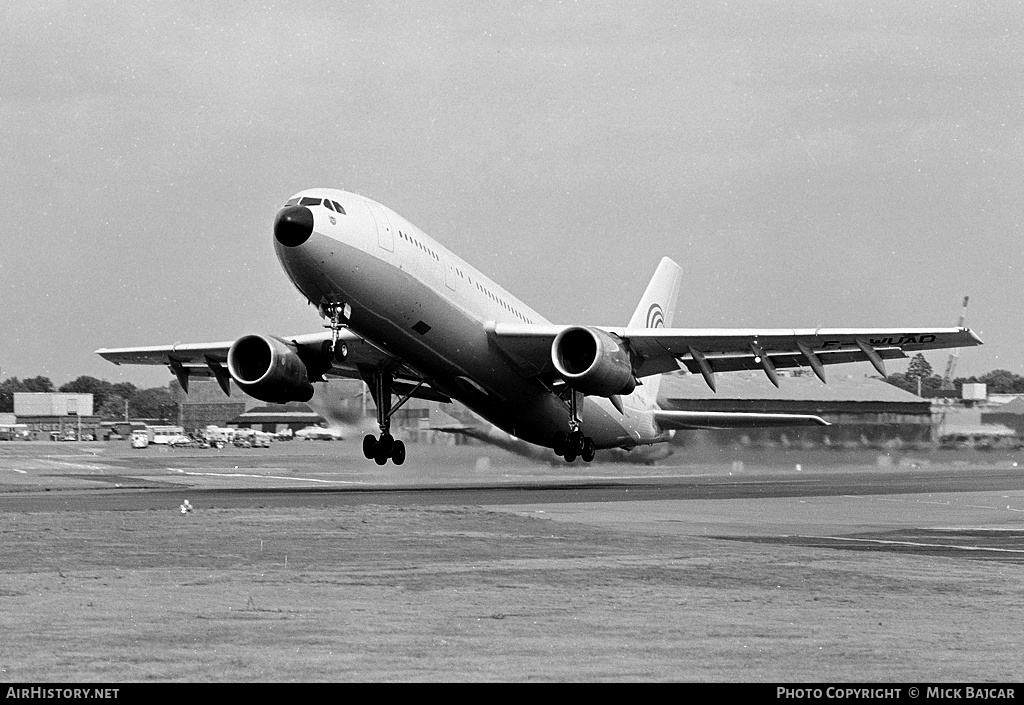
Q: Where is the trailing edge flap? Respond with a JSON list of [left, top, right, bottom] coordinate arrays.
[[488, 324, 982, 381], [652, 410, 830, 430]]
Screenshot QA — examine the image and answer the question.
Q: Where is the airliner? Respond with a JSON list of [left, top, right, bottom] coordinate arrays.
[[97, 188, 982, 465]]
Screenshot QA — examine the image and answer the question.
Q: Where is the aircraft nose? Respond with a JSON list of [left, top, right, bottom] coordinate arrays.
[[274, 205, 314, 247]]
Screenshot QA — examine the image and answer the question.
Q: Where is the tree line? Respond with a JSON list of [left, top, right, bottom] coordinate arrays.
[[0, 376, 179, 421], [883, 354, 1024, 397]]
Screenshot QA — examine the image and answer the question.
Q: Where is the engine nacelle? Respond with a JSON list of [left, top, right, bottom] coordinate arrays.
[[551, 326, 636, 397], [227, 334, 315, 403]]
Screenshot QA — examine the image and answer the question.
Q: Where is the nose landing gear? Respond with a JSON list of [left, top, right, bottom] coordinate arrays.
[[321, 302, 352, 361]]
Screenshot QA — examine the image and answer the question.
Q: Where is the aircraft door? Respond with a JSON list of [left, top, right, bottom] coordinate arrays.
[[365, 201, 395, 252]]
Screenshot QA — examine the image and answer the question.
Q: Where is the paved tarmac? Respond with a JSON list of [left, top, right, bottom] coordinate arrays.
[[2, 441, 1024, 681], [3, 441, 1024, 564]]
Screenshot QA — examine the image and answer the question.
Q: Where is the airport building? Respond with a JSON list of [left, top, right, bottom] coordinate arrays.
[[659, 370, 935, 448], [176, 378, 258, 430], [980, 396, 1024, 437], [230, 403, 324, 433], [0, 412, 28, 440], [13, 393, 101, 441]]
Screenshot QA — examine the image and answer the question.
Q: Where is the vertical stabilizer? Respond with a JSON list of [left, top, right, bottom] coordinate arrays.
[[627, 257, 682, 407], [628, 257, 682, 329]]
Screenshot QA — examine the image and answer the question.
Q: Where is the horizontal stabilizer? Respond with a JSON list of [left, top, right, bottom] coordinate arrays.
[[653, 409, 829, 430]]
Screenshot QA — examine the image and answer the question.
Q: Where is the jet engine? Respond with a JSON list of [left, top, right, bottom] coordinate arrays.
[[227, 334, 316, 403], [551, 326, 636, 397]]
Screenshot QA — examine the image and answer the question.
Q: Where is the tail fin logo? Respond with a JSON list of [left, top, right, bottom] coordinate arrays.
[[646, 303, 665, 329]]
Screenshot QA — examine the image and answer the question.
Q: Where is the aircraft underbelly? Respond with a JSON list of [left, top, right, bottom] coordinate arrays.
[[281, 233, 641, 449]]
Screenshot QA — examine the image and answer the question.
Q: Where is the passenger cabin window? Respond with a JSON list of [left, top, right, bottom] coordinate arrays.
[[299, 197, 322, 207]]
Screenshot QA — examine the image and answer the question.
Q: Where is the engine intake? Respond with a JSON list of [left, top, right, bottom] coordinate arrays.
[[551, 326, 636, 397], [227, 334, 315, 403]]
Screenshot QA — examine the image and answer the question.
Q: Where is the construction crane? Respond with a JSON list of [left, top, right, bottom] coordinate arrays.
[[940, 296, 970, 390]]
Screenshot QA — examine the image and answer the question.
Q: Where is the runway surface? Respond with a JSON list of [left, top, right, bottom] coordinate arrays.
[[3, 442, 1024, 564]]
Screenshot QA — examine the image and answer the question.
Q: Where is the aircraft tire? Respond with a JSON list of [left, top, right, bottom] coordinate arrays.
[[392, 440, 406, 466], [569, 430, 585, 453], [581, 437, 595, 462], [362, 434, 377, 459], [563, 449, 577, 463], [552, 431, 567, 457], [374, 433, 394, 465]]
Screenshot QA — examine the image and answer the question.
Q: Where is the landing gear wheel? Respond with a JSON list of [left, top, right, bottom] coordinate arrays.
[[563, 448, 578, 463], [581, 437, 596, 463], [362, 434, 377, 460], [552, 431, 567, 457], [321, 339, 349, 364], [374, 433, 394, 465], [569, 430, 585, 454], [391, 440, 406, 466]]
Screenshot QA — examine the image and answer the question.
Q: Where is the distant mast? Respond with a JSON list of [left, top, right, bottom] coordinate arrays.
[[940, 296, 970, 390]]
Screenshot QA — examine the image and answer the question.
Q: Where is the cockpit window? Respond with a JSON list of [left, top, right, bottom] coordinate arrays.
[[286, 196, 344, 213]]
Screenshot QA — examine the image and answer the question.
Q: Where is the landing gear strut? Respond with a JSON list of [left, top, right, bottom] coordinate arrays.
[[553, 389, 596, 463], [361, 368, 424, 466], [321, 302, 351, 361]]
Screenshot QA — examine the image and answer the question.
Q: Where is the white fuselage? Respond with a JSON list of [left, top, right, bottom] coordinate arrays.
[[274, 189, 665, 451]]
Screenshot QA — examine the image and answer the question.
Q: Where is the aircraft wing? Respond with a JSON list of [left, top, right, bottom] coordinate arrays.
[[488, 323, 982, 387], [96, 329, 451, 403], [652, 410, 829, 430]]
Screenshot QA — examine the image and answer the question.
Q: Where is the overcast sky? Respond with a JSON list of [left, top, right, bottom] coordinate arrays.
[[1, 1, 1021, 389]]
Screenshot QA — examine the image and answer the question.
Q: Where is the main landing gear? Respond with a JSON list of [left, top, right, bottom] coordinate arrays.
[[361, 369, 425, 466], [363, 431, 405, 466], [553, 429, 596, 463], [553, 389, 596, 463]]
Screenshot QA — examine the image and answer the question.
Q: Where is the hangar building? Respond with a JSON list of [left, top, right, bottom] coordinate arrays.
[[13, 393, 100, 441]]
